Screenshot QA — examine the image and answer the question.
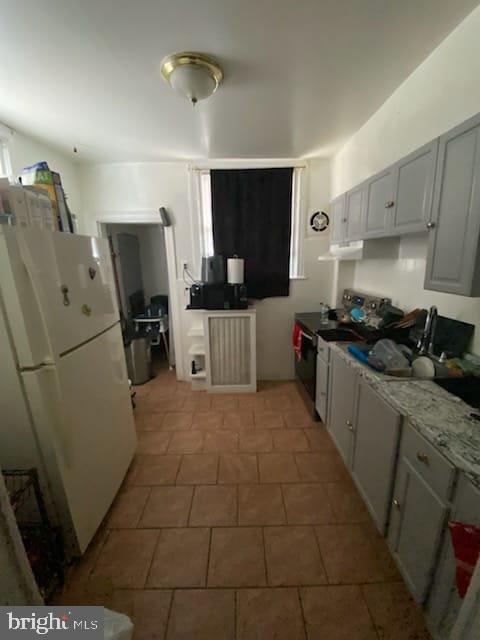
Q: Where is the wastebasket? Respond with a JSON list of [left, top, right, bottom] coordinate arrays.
[[125, 336, 151, 385]]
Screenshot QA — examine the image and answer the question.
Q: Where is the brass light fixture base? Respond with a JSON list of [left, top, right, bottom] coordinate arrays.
[[161, 51, 223, 102]]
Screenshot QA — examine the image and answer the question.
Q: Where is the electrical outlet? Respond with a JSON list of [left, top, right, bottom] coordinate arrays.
[[181, 260, 189, 271]]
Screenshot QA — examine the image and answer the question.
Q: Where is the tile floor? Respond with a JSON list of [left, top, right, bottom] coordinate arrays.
[[54, 362, 431, 640]]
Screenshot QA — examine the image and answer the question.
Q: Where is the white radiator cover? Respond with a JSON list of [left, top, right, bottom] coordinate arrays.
[[204, 310, 256, 392]]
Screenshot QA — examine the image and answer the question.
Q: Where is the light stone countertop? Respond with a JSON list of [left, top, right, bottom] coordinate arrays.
[[329, 342, 480, 490]]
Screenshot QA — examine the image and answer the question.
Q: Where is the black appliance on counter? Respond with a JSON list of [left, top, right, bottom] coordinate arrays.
[[188, 282, 248, 310], [294, 289, 390, 419], [187, 255, 248, 310]]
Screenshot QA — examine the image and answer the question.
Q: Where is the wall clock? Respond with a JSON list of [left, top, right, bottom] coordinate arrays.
[[310, 211, 329, 232]]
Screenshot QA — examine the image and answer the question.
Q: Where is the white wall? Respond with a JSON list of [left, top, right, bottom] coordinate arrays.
[[331, 6, 480, 354], [78, 159, 335, 380], [8, 130, 82, 220]]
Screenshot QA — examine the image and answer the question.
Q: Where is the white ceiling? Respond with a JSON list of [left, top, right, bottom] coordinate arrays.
[[0, 0, 478, 162]]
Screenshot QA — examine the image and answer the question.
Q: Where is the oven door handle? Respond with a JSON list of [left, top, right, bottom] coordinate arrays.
[[300, 330, 313, 341]]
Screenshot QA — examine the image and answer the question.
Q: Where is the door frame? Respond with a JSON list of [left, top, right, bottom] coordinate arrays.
[[96, 210, 184, 379]]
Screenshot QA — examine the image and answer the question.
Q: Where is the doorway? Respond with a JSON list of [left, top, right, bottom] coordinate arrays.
[[103, 223, 173, 374]]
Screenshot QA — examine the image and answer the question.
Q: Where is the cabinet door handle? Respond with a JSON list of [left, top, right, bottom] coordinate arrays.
[[393, 498, 401, 510], [416, 452, 429, 465], [384, 201, 395, 208], [348, 425, 355, 432], [346, 420, 352, 427], [426, 221, 436, 229]]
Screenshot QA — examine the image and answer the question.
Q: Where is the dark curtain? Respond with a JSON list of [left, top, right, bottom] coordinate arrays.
[[210, 168, 293, 299]]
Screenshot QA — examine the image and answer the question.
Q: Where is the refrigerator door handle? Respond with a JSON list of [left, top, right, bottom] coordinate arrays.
[[17, 232, 55, 363]]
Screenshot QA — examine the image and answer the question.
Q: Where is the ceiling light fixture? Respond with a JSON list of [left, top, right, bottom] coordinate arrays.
[[161, 51, 223, 105]]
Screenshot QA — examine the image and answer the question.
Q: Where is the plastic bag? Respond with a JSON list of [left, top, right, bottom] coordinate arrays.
[[104, 608, 134, 640], [448, 521, 480, 598]]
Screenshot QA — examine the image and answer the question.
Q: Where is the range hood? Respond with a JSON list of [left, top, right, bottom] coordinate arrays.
[[318, 238, 400, 262]]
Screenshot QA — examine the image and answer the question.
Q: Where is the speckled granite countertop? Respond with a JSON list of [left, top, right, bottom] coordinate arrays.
[[329, 342, 480, 490]]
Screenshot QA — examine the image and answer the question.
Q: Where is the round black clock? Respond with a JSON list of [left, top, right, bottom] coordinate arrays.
[[310, 211, 329, 232]]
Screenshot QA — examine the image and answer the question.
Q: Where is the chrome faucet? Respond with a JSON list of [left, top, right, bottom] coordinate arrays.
[[418, 306, 438, 356]]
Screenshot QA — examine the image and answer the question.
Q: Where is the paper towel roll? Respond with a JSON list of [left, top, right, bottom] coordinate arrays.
[[227, 257, 244, 284]]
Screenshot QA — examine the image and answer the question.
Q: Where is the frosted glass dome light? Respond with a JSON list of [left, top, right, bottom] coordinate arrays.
[[161, 52, 223, 105]]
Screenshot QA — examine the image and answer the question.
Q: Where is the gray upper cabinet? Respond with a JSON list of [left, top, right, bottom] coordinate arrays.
[[363, 169, 394, 238], [391, 139, 439, 235], [345, 183, 365, 241], [351, 378, 401, 535], [330, 194, 346, 244], [425, 112, 480, 296], [327, 351, 357, 467]]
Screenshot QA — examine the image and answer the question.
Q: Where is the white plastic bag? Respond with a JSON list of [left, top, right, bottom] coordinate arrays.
[[104, 608, 134, 640]]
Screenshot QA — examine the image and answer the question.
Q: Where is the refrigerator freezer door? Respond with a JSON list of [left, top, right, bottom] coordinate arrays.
[[22, 323, 136, 554], [6, 228, 119, 362]]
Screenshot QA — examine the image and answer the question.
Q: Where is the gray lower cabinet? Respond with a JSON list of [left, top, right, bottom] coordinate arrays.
[[345, 183, 365, 241], [425, 112, 480, 296], [388, 424, 450, 604], [351, 378, 401, 535], [315, 353, 329, 422], [330, 194, 346, 244], [391, 139, 438, 235], [363, 168, 394, 238], [327, 351, 357, 467], [427, 474, 480, 639]]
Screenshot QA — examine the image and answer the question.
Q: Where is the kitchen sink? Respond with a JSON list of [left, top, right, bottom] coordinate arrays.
[[435, 377, 480, 409]]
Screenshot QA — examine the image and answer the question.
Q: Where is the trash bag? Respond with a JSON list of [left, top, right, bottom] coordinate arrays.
[[104, 608, 133, 640], [449, 521, 480, 598]]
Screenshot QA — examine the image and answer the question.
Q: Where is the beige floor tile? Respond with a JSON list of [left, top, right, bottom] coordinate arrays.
[[273, 429, 310, 451], [90, 529, 159, 588], [192, 411, 224, 430], [236, 588, 305, 640], [239, 395, 266, 411], [264, 395, 300, 412], [135, 413, 166, 431], [105, 486, 150, 529], [304, 427, 336, 452], [146, 397, 185, 413], [238, 484, 286, 525], [136, 430, 171, 454], [282, 484, 336, 525], [167, 430, 204, 454], [264, 526, 327, 586], [211, 395, 238, 411], [139, 486, 193, 527], [362, 582, 432, 640], [166, 589, 235, 640], [218, 454, 259, 483], [127, 454, 181, 486], [182, 395, 212, 411], [324, 481, 371, 523], [146, 527, 210, 588], [295, 452, 347, 482], [208, 527, 266, 587], [190, 485, 237, 526], [176, 454, 219, 484], [315, 524, 399, 584], [203, 430, 239, 452], [238, 430, 273, 452], [110, 589, 172, 640], [284, 409, 317, 428], [258, 453, 300, 482], [161, 412, 193, 430], [254, 410, 285, 429], [301, 585, 377, 640], [223, 410, 255, 429]]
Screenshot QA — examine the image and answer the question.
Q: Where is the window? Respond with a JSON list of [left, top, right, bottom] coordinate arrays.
[[193, 166, 306, 279]]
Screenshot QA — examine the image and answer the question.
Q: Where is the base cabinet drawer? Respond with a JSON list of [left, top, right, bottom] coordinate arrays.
[[388, 456, 448, 604]]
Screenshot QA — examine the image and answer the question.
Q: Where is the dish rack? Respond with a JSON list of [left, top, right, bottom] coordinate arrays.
[[2, 468, 64, 599]]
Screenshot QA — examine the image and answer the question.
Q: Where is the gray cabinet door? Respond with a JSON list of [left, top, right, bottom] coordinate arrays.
[[363, 169, 394, 238], [345, 184, 365, 241], [326, 351, 357, 467], [425, 112, 480, 296], [388, 457, 448, 604], [392, 140, 439, 235], [330, 194, 346, 244], [351, 379, 401, 534]]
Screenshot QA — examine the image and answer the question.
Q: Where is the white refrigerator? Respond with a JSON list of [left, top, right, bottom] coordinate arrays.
[[0, 227, 137, 556]]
